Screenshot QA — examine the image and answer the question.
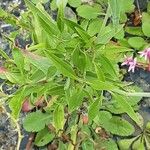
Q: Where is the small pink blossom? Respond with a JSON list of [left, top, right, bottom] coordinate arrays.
[[138, 48, 150, 61], [121, 56, 137, 72]]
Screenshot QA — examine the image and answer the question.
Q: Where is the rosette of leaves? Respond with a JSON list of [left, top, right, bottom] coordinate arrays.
[[118, 122, 150, 150], [1, 0, 150, 149]]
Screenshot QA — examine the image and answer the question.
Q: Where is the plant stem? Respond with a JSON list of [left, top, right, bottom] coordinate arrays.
[[1, 105, 23, 150]]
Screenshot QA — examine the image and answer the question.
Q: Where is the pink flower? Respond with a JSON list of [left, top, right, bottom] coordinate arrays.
[[121, 56, 137, 72], [138, 48, 150, 61]]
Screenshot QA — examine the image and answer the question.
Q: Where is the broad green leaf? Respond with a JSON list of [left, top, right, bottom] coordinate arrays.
[[77, 5, 100, 19], [128, 37, 146, 49], [132, 137, 145, 150], [68, 0, 81, 8], [113, 94, 140, 125], [118, 137, 138, 150], [23, 111, 51, 132], [45, 51, 77, 79], [142, 22, 150, 37], [34, 127, 55, 147], [100, 139, 118, 150], [53, 105, 65, 131], [125, 27, 144, 36], [9, 88, 26, 118], [95, 111, 135, 136], [142, 13, 150, 37], [120, 0, 134, 13]]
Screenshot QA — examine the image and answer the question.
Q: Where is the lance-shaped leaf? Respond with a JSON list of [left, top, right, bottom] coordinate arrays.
[[53, 105, 65, 132], [24, 0, 59, 36], [9, 87, 26, 118], [23, 50, 51, 74], [45, 51, 77, 79], [88, 96, 102, 120], [12, 48, 24, 74]]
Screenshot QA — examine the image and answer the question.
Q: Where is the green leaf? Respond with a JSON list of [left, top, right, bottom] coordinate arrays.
[[34, 127, 55, 147], [118, 137, 137, 150], [67, 89, 85, 112], [109, 0, 121, 30], [24, 51, 51, 74], [72, 47, 87, 72], [77, 5, 100, 19], [68, 0, 81, 8], [45, 51, 77, 79], [88, 97, 102, 120], [142, 13, 150, 37], [82, 139, 94, 150], [68, 125, 78, 150], [113, 94, 140, 125], [9, 88, 26, 119], [96, 26, 115, 44], [94, 64, 105, 82], [56, 0, 68, 31], [88, 79, 116, 91], [63, 18, 91, 41], [101, 139, 118, 150], [125, 27, 144, 36], [120, 0, 134, 13], [132, 137, 145, 150], [95, 111, 135, 136], [88, 19, 103, 36], [75, 27, 91, 42], [99, 55, 117, 78], [47, 86, 65, 96], [56, 0, 68, 8], [24, 0, 59, 36], [23, 111, 51, 132], [128, 37, 146, 49], [53, 105, 65, 132], [0, 48, 10, 60], [12, 48, 24, 74]]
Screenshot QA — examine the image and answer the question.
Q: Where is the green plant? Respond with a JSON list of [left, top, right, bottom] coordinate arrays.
[[0, 0, 150, 149]]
